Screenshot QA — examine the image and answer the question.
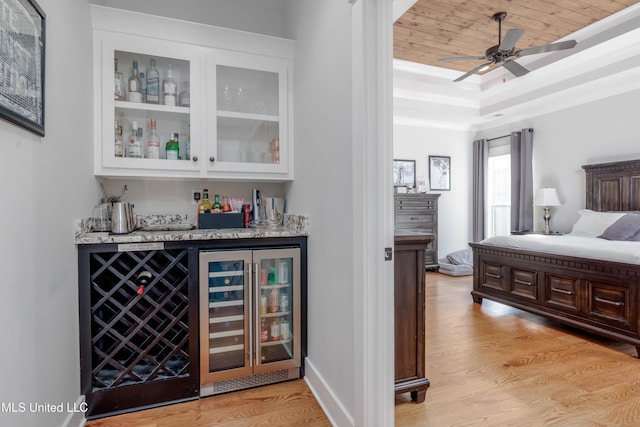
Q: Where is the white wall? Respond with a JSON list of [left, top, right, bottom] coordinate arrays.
[[476, 88, 640, 234], [393, 125, 473, 257], [0, 1, 95, 426], [284, 0, 356, 423], [89, 0, 288, 38]]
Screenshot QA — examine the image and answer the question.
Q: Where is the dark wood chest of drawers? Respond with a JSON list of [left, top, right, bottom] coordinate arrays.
[[394, 193, 440, 269]]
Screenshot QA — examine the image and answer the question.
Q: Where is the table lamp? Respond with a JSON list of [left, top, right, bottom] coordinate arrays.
[[534, 187, 562, 234]]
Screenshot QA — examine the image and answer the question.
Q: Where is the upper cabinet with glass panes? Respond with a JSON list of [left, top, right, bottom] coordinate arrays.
[[91, 5, 294, 181]]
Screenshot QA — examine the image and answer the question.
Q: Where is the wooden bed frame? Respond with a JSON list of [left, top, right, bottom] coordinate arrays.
[[470, 159, 640, 357]]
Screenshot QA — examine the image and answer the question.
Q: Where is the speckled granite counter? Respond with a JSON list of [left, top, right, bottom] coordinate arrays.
[[75, 214, 309, 245]]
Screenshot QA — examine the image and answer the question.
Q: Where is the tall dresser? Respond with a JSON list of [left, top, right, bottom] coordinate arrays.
[[394, 193, 440, 269]]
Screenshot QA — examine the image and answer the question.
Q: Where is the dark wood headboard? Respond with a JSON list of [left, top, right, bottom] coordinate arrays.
[[583, 159, 640, 212]]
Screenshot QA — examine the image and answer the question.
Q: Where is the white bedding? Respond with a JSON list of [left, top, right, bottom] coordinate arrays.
[[479, 234, 640, 265]]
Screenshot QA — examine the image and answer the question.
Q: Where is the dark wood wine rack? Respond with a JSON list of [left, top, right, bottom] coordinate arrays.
[[78, 244, 199, 419]]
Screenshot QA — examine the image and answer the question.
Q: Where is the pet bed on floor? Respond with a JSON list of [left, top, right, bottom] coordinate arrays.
[[438, 248, 473, 276]]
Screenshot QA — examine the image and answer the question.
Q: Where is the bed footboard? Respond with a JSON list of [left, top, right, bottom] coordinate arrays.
[[470, 242, 640, 357]]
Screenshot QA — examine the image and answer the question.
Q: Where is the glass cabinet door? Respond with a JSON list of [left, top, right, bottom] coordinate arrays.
[[199, 251, 252, 382], [253, 248, 300, 374], [207, 51, 290, 176]]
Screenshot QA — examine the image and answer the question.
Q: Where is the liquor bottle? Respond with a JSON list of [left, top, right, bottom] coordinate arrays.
[[184, 124, 191, 160], [212, 194, 222, 213], [114, 58, 126, 101], [139, 72, 146, 103], [198, 189, 213, 214], [127, 60, 143, 103], [114, 120, 124, 157], [179, 81, 190, 107], [127, 121, 142, 158], [222, 195, 231, 212], [146, 58, 160, 104], [147, 118, 160, 159], [163, 64, 177, 106], [166, 133, 179, 160], [135, 271, 152, 295], [137, 127, 144, 157]]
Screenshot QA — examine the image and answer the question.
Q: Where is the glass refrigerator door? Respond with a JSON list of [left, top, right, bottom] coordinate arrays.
[[199, 251, 253, 383], [253, 248, 300, 374]]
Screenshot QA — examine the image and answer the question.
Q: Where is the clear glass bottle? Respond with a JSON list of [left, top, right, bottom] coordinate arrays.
[[179, 81, 190, 107], [184, 124, 191, 160], [146, 58, 160, 104], [114, 58, 126, 101], [139, 71, 146, 103], [163, 64, 177, 106], [114, 120, 124, 157], [147, 118, 160, 159], [166, 133, 179, 160], [127, 60, 143, 103], [127, 121, 142, 158]]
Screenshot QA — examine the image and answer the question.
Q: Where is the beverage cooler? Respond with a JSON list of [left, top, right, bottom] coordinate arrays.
[[199, 248, 301, 396]]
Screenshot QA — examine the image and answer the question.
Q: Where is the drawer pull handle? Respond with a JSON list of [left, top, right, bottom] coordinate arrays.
[[594, 296, 624, 307], [514, 279, 533, 286], [551, 287, 574, 295], [486, 272, 502, 279]]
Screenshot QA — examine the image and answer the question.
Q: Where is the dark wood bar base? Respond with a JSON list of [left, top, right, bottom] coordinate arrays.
[[394, 231, 433, 403]]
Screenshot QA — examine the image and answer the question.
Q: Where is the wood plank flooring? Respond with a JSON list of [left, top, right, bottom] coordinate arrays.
[[86, 272, 640, 427]]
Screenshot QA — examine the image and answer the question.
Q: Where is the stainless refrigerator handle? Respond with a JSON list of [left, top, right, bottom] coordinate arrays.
[[254, 262, 260, 367], [248, 262, 253, 368]]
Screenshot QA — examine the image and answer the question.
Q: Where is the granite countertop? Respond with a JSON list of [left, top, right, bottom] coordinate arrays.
[[75, 214, 309, 245]]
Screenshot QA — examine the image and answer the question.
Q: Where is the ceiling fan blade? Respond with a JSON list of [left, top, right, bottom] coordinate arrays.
[[499, 28, 524, 51], [503, 60, 529, 77], [516, 40, 577, 57], [453, 62, 493, 82], [440, 55, 487, 62]]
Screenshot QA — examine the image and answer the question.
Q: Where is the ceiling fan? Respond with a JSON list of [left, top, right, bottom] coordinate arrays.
[[440, 12, 577, 82]]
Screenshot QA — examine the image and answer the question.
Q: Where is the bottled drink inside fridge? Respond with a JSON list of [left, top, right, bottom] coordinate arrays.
[[127, 121, 142, 158], [147, 118, 160, 159], [127, 60, 143, 103], [163, 64, 177, 106], [146, 58, 160, 104]]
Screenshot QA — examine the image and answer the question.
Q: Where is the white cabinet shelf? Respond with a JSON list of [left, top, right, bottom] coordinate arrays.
[[91, 5, 294, 181]]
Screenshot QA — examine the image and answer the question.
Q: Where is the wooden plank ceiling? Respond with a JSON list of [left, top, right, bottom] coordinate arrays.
[[394, 0, 640, 76]]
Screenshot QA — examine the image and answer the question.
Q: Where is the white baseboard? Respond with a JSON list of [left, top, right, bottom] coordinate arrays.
[[60, 395, 86, 427], [304, 358, 354, 427]]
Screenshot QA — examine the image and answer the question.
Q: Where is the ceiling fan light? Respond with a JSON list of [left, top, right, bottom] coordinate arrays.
[[478, 64, 491, 72]]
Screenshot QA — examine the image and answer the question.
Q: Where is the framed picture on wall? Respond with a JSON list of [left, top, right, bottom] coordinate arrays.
[[393, 159, 416, 188], [0, 0, 46, 136], [429, 155, 450, 191]]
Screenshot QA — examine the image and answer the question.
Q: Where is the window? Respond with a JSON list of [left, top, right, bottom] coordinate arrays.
[[486, 141, 510, 237]]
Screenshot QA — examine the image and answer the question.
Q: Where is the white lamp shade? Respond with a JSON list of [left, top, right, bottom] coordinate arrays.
[[534, 187, 562, 207]]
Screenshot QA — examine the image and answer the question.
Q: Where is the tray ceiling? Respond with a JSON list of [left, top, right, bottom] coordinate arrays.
[[394, 0, 640, 77]]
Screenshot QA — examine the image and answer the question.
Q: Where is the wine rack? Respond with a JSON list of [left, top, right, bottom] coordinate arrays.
[[79, 245, 198, 418]]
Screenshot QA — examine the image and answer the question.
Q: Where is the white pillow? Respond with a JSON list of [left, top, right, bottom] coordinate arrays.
[[568, 209, 626, 237]]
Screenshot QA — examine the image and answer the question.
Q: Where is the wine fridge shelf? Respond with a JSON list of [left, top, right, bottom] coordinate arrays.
[[89, 248, 190, 390]]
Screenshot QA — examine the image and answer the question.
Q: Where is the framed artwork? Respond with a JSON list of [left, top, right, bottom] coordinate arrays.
[[393, 159, 416, 188], [429, 155, 451, 191], [0, 0, 46, 136]]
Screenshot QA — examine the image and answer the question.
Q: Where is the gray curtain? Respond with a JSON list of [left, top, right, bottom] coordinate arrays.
[[472, 138, 488, 242], [510, 129, 534, 232]]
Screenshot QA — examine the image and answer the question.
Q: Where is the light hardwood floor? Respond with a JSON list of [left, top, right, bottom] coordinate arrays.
[[87, 272, 640, 426]]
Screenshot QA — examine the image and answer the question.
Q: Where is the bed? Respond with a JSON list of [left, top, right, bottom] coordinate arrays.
[[470, 159, 640, 357]]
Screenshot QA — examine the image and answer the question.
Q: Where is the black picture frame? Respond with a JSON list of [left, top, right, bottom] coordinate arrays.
[[393, 159, 416, 188], [0, 0, 46, 136], [429, 155, 451, 191]]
